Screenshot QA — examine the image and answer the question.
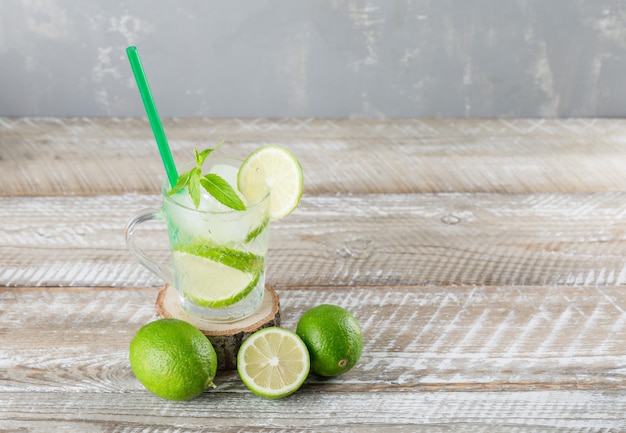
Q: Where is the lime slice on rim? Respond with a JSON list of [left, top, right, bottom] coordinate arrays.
[[237, 327, 310, 399], [238, 146, 304, 219], [172, 243, 263, 308]]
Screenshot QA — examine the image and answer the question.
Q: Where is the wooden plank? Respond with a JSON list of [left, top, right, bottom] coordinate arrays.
[[1, 390, 625, 432], [1, 193, 625, 289], [3, 286, 626, 392], [1, 118, 626, 196], [3, 285, 626, 391], [5, 117, 626, 431], [2, 285, 626, 431]]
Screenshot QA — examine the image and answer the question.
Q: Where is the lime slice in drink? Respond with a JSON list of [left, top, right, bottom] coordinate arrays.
[[244, 215, 269, 244], [173, 244, 263, 308], [238, 146, 304, 219], [237, 327, 310, 399], [179, 241, 264, 274]]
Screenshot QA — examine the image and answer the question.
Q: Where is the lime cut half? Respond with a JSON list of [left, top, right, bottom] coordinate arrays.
[[238, 146, 304, 219], [237, 327, 310, 399], [172, 247, 262, 308]]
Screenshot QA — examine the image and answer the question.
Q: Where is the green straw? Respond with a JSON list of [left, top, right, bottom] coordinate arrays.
[[126, 46, 178, 188]]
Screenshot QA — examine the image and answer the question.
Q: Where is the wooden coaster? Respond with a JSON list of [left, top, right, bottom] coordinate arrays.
[[156, 284, 281, 370]]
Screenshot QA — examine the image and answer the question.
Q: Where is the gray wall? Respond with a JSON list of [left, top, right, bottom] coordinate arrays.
[[1, 0, 626, 118]]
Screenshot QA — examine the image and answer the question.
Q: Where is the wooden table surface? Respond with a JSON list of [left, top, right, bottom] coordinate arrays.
[[2, 117, 626, 431]]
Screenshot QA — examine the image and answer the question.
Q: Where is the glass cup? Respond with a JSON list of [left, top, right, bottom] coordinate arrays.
[[125, 157, 270, 323]]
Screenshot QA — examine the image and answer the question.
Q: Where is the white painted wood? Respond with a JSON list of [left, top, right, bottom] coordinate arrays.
[[2, 285, 626, 430], [4, 285, 626, 391], [2, 390, 625, 431], [1, 193, 625, 288], [2, 118, 626, 196], [3, 118, 626, 431]]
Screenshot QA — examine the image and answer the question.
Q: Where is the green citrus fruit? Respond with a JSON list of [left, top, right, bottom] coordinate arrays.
[[129, 318, 218, 401], [237, 327, 310, 399], [296, 304, 363, 377], [172, 247, 262, 308], [238, 145, 304, 219]]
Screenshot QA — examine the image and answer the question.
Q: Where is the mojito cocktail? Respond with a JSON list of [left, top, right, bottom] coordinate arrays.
[[165, 158, 270, 322], [125, 145, 302, 323]]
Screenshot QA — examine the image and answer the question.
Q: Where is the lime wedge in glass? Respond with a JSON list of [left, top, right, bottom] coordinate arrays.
[[173, 243, 263, 308], [178, 241, 263, 271], [244, 216, 269, 244]]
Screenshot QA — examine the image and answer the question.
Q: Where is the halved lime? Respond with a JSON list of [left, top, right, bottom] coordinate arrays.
[[238, 146, 304, 219], [237, 327, 310, 399], [172, 248, 262, 308]]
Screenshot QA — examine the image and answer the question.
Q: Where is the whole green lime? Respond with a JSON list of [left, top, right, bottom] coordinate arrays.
[[129, 318, 217, 401], [296, 304, 363, 377]]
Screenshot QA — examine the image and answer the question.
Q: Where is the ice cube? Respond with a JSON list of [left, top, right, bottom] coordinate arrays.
[[209, 163, 239, 189], [164, 162, 268, 247]]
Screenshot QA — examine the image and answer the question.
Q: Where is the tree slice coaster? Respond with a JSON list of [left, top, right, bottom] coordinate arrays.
[[155, 284, 281, 370]]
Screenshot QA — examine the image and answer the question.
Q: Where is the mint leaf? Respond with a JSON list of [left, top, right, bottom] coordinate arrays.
[[195, 149, 212, 167], [200, 173, 246, 211], [169, 143, 241, 210], [195, 141, 224, 168], [168, 171, 192, 196], [188, 167, 202, 208]]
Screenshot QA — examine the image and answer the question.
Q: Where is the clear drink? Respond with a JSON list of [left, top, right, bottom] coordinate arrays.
[[126, 157, 271, 323]]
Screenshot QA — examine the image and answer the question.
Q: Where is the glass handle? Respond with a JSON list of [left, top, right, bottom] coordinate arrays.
[[124, 209, 174, 285]]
